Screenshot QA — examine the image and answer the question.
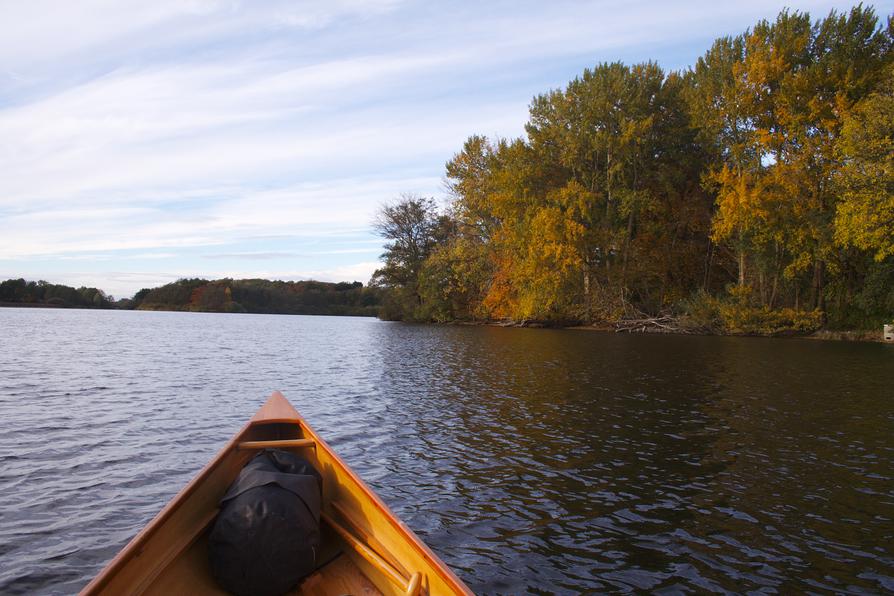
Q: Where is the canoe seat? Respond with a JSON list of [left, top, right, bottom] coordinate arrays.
[[237, 439, 315, 449]]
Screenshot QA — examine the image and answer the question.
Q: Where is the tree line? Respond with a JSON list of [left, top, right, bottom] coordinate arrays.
[[371, 6, 894, 334], [0, 278, 113, 308], [0, 278, 380, 316], [134, 278, 380, 316]]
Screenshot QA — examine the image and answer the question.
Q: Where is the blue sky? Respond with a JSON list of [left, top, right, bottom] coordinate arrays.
[[1, 0, 890, 298]]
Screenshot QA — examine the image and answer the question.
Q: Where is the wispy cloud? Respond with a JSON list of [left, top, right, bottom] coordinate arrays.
[[0, 175, 442, 259], [203, 247, 376, 260], [203, 252, 297, 260]]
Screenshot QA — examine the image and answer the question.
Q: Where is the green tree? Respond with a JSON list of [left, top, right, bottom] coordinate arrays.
[[371, 195, 450, 320]]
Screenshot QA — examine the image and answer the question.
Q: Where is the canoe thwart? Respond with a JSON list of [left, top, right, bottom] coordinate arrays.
[[237, 438, 315, 450], [322, 510, 422, 594]]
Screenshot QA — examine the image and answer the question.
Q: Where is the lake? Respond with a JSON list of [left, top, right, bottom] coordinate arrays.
[[0, 308, 892, 594]]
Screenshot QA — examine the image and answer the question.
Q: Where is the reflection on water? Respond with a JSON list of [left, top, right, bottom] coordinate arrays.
[[0, 308, 892, 593]]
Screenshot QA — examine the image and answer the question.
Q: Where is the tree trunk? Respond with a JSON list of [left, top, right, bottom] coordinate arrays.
[[621, 208, 634, 286], [812, 258, 825, 311], [769, 273, 778, 310], [583, 254, 591, 321], [737, 227, 746, 288], [605, 149, 612, 221], [703, 239, 714, 290], [769, 242, 780, 309], [758, 270, 766, 306]]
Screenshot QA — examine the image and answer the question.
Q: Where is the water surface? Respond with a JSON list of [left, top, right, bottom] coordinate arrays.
[[0, 308, 892, 593]]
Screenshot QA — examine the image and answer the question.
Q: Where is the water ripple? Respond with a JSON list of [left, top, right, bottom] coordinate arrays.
[[0, 309, 892, 594]]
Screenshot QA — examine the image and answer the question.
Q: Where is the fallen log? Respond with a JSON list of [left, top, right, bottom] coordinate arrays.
[[614, 313, 693, 334]]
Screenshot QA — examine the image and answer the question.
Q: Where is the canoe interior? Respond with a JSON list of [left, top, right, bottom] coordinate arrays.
[[82, 398, 470, 596], [147, 525, 382, 595]]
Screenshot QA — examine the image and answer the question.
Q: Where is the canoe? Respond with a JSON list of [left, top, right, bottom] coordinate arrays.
[[81, 391, 473, 596]]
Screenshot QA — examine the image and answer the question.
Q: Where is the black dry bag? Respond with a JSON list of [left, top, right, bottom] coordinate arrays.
[[208, 449, 322, 596]]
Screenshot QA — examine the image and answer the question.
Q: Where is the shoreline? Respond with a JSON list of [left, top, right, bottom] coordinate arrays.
[[0, 303, 377, 318], [448, 318, 890, 343], [0, 301, 91, 309], [3, 304, 889, 343], [569, 324, 887, 343]]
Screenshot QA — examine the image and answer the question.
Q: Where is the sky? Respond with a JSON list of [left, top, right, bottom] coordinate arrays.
[[1, 0, 891, 298]]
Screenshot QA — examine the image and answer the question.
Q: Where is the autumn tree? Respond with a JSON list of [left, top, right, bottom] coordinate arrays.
[[373, 6, 892, 330], [834, 65, 894, 260]]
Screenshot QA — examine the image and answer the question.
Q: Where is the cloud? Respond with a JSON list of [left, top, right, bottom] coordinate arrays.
[[202, 247, 376, 260], [203, 252, 297, 260], [0, 174, 442, 260], [0, 1, 406, 74]]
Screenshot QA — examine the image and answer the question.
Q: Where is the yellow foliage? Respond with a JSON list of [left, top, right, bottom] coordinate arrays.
[[710, 165, 766, 244]]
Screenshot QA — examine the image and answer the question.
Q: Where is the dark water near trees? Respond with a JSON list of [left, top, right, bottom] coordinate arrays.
[[0, 308, 892, 594]]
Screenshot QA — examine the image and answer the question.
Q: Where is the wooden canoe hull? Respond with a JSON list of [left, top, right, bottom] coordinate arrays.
[[80, 391, 472, 596]]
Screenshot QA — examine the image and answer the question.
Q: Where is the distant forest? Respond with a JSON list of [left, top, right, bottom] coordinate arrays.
[[372, 6, 894, 334], [0, 279, 114, 309], [0, 278, 381, 317]]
